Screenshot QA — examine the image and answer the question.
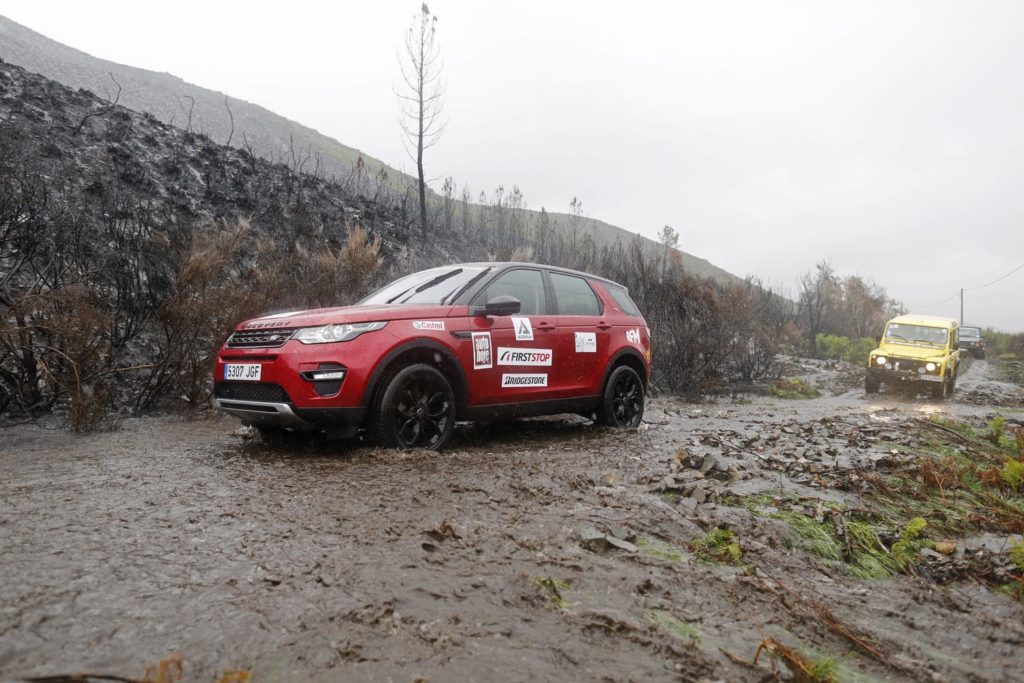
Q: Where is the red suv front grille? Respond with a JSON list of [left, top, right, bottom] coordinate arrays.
[[226, 328, 295, 348]]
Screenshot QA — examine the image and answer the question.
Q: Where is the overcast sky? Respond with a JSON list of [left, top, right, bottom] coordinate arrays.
[[5, 0, 1024, 330]]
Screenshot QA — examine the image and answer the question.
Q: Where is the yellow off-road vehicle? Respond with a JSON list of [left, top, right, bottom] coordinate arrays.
[[866, 315, 961, 399]]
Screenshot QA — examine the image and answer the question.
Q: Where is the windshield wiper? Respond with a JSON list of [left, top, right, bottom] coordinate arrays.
[[385, 286, 416, 304], [440, 267, 491, 305], [395, 268, 463, 304], [887, 334, 908, 341]]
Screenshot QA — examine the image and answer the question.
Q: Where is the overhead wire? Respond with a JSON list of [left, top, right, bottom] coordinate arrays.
[[964, 261, 1024, 292], [912, 260, 1023, 309]]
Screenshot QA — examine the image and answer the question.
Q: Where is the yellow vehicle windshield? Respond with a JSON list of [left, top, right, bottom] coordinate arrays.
[[884, 323, 948, 347]]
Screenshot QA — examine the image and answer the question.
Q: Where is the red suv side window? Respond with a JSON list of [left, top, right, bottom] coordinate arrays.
[[548, 272, 602, 315], [605, 285, 642, 317], [477, 269, 547, 315]]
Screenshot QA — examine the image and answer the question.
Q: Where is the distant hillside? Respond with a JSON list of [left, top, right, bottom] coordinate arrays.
[[0, 14, 739, 284], [0, 14, 398, 185]]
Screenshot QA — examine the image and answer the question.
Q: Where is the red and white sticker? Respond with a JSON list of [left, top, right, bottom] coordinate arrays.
[[501, 373, 547, 388], [412, 320, 445, 331], [472, 332, 492, 369], [626, 328, 641, 344], [496, 347, 553, 366]]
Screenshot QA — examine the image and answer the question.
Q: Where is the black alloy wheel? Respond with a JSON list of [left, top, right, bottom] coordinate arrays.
[[598, 365, 645, 428], [371, 364, 455, 450]]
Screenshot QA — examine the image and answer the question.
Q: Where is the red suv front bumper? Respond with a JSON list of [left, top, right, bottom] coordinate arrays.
[[212, 329, 400, 430]]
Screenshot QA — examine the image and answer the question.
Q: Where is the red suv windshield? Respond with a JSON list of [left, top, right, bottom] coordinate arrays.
[[359, 266, 492, 306]]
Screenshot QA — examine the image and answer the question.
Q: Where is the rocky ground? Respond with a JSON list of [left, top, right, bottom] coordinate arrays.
[[2, 360, 1023, 683]]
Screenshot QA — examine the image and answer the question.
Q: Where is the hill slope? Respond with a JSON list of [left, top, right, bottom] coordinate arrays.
[[0, 14, 399, 186], [0, 14, 739, 284]]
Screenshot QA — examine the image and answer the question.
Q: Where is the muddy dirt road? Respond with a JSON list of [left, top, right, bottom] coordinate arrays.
[[2, 360, 1023, 682]]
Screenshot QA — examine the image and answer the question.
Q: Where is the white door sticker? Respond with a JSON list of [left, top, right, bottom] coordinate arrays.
[[412, 320, 445, 330], [511, 316, 534, 341], [496, 347, 553, 366], [626, 328, 641, 344], [501, 373, 548, 388], [472, 332, 492, 369], [575, 332, 597, 353]]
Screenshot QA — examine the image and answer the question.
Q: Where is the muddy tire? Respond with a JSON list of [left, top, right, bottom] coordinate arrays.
[[930, 375, 950, 400], [368, 363, 455, 450], [865, 374, 880, 394], [596, 365, 645, 428]]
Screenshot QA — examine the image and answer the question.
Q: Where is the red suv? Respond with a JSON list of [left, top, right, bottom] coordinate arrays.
[[214, 263, 651, 449]]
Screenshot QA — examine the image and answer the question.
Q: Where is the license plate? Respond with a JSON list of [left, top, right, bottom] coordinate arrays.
[[918, 375, 942, 382], [224, 363, 262, 381]]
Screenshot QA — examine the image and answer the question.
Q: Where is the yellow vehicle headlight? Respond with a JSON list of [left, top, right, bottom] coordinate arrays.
[[875, 356, 887, 366], [925, 362, 937, 372]]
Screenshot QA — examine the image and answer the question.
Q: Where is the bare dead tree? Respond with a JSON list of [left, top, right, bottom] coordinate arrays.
[[657, 225, 679, 279], [568, 197, 583, 253], [797, 260, 837, 354], [396, 3, 446, 239], [178, 94, 195, 133], [240, 132, 259, 173], [223, 95, 235, 147], [72, 73, 121, 134]]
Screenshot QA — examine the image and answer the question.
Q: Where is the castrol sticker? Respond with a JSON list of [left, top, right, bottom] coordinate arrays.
[[412, 320, 445, 331]]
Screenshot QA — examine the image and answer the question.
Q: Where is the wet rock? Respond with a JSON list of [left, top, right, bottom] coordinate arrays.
[[678, 497, 698, 513], [423, 521, 461, 542], [605, 536, 639, 553], [580, 526, 608, 553], [699, 454, 718, 474], [601, 472, 622, 487]]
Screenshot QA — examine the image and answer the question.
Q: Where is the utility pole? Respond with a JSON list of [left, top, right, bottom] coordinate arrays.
[[959, 288, 964, 324]]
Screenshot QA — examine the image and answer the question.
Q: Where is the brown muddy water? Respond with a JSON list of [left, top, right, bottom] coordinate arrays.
[[2, 360, 1023, 682]]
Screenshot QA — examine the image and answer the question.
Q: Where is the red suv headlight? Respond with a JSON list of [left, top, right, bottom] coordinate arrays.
[[293, 321, 387, 344]]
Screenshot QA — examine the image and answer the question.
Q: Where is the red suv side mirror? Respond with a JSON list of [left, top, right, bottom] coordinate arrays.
[[471, 295, 522, 317]]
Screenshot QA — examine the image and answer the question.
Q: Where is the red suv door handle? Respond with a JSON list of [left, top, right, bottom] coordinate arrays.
[[535, 322, 556, 332], [597, 321, 612, 330]]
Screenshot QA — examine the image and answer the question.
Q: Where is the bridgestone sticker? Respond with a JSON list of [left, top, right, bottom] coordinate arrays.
[[626, 328, 641, 344], [511, 316, 534, 341], [501, 373, 548, 388], [412, 320, 445, 331], [497, 347, 553, 366], [575, 332, 597, 353], [472, 332, 492, 369]]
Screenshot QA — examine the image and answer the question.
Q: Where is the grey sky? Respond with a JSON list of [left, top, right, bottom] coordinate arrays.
[[4, 0, 1023, 330]]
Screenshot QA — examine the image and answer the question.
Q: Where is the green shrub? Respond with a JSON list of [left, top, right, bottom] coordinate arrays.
[[815, 334, 877, 365], [770, 377, 821, 399], [1001, 460, 1024, 492]]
